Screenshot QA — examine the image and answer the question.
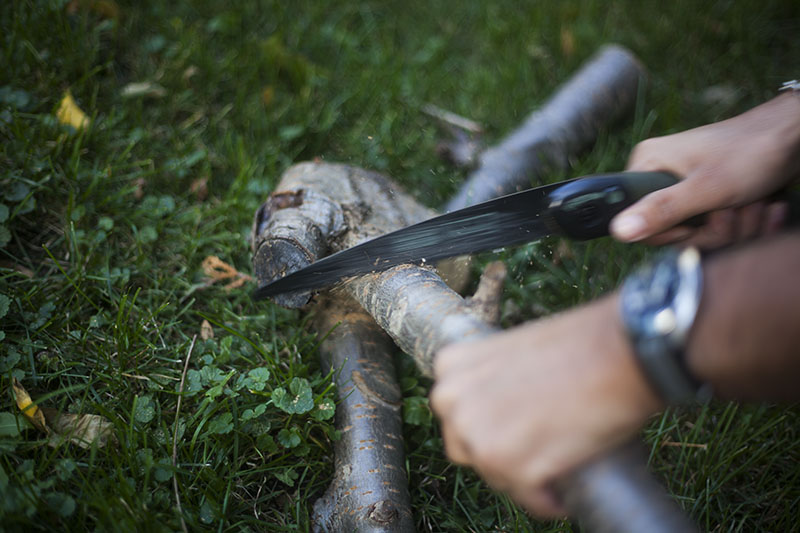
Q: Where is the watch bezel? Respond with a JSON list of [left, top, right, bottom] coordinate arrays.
[[620, 246, 708, 404]]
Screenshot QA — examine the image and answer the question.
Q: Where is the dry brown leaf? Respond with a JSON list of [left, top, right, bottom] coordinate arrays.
[[261, 86, 275, 106], [66, 0, 120, 19], [0, 261, 34, 278], [190, 177, 209, 201], [201, 256, 253, 291], [56, 90, 90, 130], [223, 277, 249, 291], [560, 27, 576, 58], [552, 240, 575, 266], [200, 319, 214, 340], [182, 65, 199, 82], [42, 408, 115, 449], [133, 177, 146, 200], [12, 379, 48, 433], [12, 380, 115, 448]]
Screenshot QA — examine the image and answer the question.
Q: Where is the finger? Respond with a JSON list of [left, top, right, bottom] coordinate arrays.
[[510, 485, 568, 519], [610, 178, 718, 242], [434, 338, 493, 379], [438, 422, 472, 465], [639, 226, 695, 247], [625, 136, 688, 174], [433, 343, 464, 379], [735, 202, 765, 241], [428, 380, 455, 418], [683, 209, 736, 249], [684, 210, 726, 249], [430, 363, 488, 419], [764, 201, 789, 235]]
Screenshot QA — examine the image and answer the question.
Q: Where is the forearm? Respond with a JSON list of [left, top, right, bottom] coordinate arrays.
[[687, 230, 800, 402]]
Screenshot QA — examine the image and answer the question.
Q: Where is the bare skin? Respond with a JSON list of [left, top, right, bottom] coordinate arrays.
[[430, 93, 800, 518], [612, 92, 800, 246]]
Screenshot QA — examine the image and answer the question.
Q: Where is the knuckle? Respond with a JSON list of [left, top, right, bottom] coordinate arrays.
[[442, 438, 468, 464], [471, 444, 503, 472], [627, 138, 665, 170], [428, 384, 452, 414], [433, 344, 460, 378]]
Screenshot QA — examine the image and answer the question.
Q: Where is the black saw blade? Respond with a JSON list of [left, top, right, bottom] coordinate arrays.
[[252, 181, 566, 300]]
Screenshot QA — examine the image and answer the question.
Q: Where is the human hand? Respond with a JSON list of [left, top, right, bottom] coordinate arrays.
[[430, 295, 663, 518], [611, 93, 800, 248]]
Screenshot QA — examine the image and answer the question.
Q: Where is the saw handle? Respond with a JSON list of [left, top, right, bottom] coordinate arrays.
[[547, 171, 686, 240]]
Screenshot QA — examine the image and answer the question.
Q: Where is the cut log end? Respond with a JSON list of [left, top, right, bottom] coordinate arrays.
[[252, 237, 315, 308]]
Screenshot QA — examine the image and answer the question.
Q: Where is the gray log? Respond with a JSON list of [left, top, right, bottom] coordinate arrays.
[[446, 44, 646, 211], [311, 297, 414, 532]]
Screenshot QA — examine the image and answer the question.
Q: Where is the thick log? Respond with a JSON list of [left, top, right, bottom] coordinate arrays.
[[446, 44, 646, 211], [253, 163, 433, 532], [311, 297, 414, 532], [253, 162, 696, 532]]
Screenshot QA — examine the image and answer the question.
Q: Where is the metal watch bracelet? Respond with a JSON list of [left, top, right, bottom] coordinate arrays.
[[779, 80, 800, 93]]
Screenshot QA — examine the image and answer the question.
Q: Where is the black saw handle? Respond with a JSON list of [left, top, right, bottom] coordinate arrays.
[[548, 171, 686, 240]]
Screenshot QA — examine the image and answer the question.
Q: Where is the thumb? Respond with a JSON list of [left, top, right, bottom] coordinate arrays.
[[610, 179, 708, 242]]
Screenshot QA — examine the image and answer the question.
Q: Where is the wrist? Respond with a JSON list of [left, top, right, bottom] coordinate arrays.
[[619, 247, 710, 405], [683, 233, 799, 400], [761, 93, 800, 174], [593, 295, 665, 418]]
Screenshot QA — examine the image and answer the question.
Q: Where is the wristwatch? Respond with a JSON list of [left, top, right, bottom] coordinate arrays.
[[619, 246, 711, 404]]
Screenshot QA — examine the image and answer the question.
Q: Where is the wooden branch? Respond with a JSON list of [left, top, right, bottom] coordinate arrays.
[[253, 162, 696, 532], [253, 163, 434, 532], [311, 297, 414, 532], [446, 44, 646, 211], [252, 163, 435, 309]]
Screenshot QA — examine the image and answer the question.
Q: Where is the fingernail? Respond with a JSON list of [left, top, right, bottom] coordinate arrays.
[[611, 214, 647, 241]]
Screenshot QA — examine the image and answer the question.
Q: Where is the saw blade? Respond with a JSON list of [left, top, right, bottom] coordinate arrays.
[[252, 181, 566, 300]]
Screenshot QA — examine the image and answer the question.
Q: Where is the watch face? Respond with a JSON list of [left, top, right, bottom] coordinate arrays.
[[622, 247, 702, 341], [620, 246, 705, 404], [622, 258, 680, 337]]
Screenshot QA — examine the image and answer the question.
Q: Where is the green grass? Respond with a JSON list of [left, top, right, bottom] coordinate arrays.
[[1, 0, 799, 531]]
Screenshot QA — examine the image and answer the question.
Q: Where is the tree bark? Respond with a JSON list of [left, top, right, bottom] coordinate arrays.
[[446, 43, 646, 211], [253, 163, 432, 532], [253, 162, 695, 532], [311, 297, 414, 532]]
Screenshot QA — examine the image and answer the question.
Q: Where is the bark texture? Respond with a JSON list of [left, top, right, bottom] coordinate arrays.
[[312, 298, 414, 532], [446, 44, 646, 211], [252, 163, 436, 308], [253, 162, 695, 532], [253, 163, 432, 532]]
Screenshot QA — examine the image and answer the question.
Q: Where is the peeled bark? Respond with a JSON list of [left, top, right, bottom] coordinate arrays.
[[446, 44, 646, 211], [253, 162, 695, 532]]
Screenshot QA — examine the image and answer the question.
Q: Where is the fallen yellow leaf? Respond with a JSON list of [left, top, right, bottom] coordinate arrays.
[[56, 90, 90, 130], [12, 379, 48, 433]]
